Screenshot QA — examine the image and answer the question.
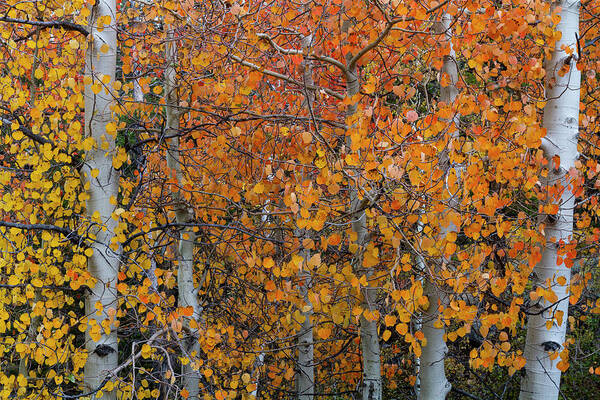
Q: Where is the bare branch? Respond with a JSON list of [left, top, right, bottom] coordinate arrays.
[[257, 33, 347, 71], [230, 54, 345, 100]]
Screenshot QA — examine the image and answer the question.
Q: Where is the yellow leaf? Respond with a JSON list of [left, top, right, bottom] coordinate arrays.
[[215, 390, 227, 400], [413, 343, 422, 358], [557, 360, 569, 372], [384, 315, 396, 327], [231, 126, 241, 137], [317, 327, 331, 339], [307, 253, 321, 268], [301, 131, 312, 144], [89, 325, 101, 342], [253, 182, 265, 194], [241, 373, 250, 385], [263, 257, 274, 269], [382, 329, 391, 341], [141, 344, 152, 359], [106, 122, 117, 135], [91, 83, 102, 95], [69, 39, 79, 50], [395, 323, 408, 336]]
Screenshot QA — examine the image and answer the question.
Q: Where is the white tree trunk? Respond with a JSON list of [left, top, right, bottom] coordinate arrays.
[[296, 34, 315, 400], [419, 282, 451, 400], [250, 352, 264, 399], [164, 28, 202, 400], [419, 12, 458, 400], [297, 264, 314, 400], [520, 1, 580, 398], [82, 1, 119, 398], [344, 65, 382, 400]]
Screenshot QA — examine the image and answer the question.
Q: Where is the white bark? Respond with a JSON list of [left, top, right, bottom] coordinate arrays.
[[250, 352, 264, 399], [344, 64, 382, 400], [418, 12, 458, 400], [520, 1, 580, 399], [419, 282, 451, 400], [82, 1, 119, 398], [296, 34, 315, 400], [297, 263, 314, 400], [164, 29, 202, 400]]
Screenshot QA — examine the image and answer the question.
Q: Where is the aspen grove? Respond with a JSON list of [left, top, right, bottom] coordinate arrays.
[[0, 0, 600, 399]]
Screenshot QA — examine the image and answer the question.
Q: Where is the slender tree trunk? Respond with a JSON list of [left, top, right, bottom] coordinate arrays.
[[250, 352, 265, 399], [344, 64, 382, 400], [164, 28, 202, 400], [82, 1, 119, 398], [297, 256, 315, 400], [520, 1, 580, 398], [296, 34, 315, 400], [419, 282, 451, 400], [419, 12, 458, 400]]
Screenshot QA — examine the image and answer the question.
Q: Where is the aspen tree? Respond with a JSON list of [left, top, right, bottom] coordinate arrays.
[[296, 33, 316, 400], [418, 10, 458, 400], [164, 28, 202, 400], [520, 1, 581, 398], [82, 0, 120, 398]]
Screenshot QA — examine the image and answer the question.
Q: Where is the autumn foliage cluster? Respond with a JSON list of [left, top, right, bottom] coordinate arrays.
[[0, 0, 599, 399]]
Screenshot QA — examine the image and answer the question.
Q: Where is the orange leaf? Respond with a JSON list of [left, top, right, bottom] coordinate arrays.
[[317, 327, 331, 339]]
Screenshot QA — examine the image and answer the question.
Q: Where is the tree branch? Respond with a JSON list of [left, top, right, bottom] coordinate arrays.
[[0, 116, 54, 146], [257, 33, 347, 71], [347, 1, 451, 70], [0, 220, 83, 244], [230, 54, 345, 100], [122, 221, 285, 248], [450, 386, 486, 400], [50, 328, 167, 399], [0, 17, 89, 36]]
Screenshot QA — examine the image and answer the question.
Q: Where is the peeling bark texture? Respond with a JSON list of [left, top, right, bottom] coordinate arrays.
[[520, 1, 580, 399], [82, 1, 119, 398], [296, 34, 315, 400], [164, 28, 202, 400], [418, 11, 458, 400]]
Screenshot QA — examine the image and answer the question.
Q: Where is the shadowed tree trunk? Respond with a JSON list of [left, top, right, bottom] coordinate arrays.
[[164, 28, 202, 400]]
